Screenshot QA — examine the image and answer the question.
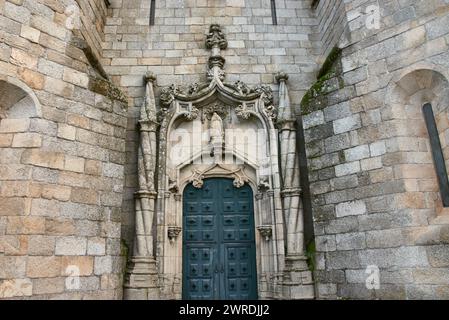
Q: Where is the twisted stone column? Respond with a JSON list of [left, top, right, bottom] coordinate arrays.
[[276, 72, 314, 299], [124, 72, 160, 300]]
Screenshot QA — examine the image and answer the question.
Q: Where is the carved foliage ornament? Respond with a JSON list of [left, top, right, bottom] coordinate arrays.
[[188, 165, 250, 189], [167, 226, 182, 244], [183, 106, 199, 121], [204, 102, 229, 120], [235, 104, 254, 120]]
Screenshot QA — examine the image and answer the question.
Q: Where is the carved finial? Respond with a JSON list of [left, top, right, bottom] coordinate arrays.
[[144, 71, 156, 84], [275, 72, 289, 83], [141, 72, 158, 123], [206, 24, 228, 50], [277, 72, 294, 123]]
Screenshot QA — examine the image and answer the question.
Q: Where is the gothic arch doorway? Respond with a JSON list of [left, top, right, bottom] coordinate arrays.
[[182, 178, 258, 300]]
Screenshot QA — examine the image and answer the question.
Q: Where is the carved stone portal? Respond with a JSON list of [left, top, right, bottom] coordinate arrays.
[[124, 24, 314, 300]]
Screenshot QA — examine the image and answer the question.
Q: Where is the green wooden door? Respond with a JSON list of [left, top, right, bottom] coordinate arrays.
[[182, 178, 258, 300]]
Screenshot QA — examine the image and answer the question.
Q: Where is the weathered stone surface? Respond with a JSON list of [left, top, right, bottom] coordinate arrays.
[[336, 232, 366, 250], [26, 256, 61, 278], [55, 237, 87, 256], [21, 149, 65, 170], [336, 200, 366, 218]]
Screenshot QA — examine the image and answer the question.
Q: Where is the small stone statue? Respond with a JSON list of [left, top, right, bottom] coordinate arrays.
[[210, 112, 223, 146]]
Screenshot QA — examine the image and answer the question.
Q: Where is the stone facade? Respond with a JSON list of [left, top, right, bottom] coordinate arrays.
[[0, 0, 448, 300], [0, 0, 127, 299], [302, 0, 449, 299]]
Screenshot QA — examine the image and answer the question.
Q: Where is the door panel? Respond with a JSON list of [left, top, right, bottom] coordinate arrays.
[[183, 178, 257, 300]]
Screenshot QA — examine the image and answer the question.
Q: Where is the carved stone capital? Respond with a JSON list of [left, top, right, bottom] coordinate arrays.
[[257, 225, 273, 241], [275, 72, 289, 83], [281, 188, 302, 198], [138, 119, 158, 132], [135, 190, 158, 199], [258, 177, 270, 192], [144, 71, 156, 84]]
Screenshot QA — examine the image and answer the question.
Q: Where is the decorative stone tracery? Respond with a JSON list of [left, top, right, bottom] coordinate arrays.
[[124, 25, 313, 300]]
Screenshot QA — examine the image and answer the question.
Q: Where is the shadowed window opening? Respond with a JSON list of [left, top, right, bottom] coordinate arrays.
[[271, 0, 277, 25], [423, 102, 449, 207], [149, 0, 156, 26]]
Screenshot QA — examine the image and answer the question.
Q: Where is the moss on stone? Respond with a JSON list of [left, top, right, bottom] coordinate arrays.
[[306, 240, 316, 272], [317, 47, 342, 80], [120, 239, 129, 259], [301, 46, 344, 115], [88, 77, 128, 104]]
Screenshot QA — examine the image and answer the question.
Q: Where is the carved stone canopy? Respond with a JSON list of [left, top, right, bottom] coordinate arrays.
[[158, 25, 276, 121], [187, 164, 251, 189]]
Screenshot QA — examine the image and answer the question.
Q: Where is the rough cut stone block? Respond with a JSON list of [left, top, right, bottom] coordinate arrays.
[[359, 247, 429, 268], [344, 145, 369, 162], [17, 68, 45, 90], [0, 278, 32, 298], [366, 229, 403, 248], [303, 110, 324, 130], [333, 115, 361, 135], [94, 256, 113, 275], [315, 235, 336, 252], [64, 156, 85, 173], [336, 232, 366, 250], [12, 133, 42, 148], [30, 15, 66, 40], [327, 251, 361, 270], [0, 119, 30, 133], [11, 48, 37, 69], [26, 256, 61, 278], [87, 237, 106, 256], [63, 68, 89, 88], [413, 268, 449, 285], [0, 256, 26, 278], [32, 277, 65, 295], [103, 163, 124, 179], [57, 124, 76, 141], [4, 2, 30, 25], [45, 217, 75, 236], [27, 235, 55, 256], [335, 161, 360, 177], [61, 256, 94, 276], [6, 216, 45, 234], [336, 200, 367, 217], [20, 25, 40, 43], [55, 237, 87, 255], [426, 245, 449, 267], [21, 149, 65, 170], [361, 157, 382, 171], [369, 141, 386, 156]]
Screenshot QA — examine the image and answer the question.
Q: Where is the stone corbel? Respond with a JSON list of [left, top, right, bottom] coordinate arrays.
[[167, 226, 182, 244], [257, 225, 273, 241], [168, 178, 179, 193]]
